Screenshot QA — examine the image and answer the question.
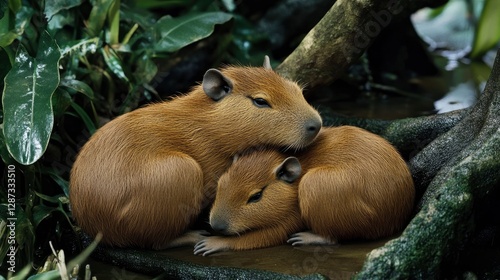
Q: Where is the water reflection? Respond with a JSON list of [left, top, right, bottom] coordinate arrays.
[[87, 237, 392, 279], [434, 81, 478, 113], [160, 238, 391, 279]]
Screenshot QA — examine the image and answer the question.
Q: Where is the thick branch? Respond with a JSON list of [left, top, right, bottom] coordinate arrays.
[[276, 0, 447, 89], [319, 107, 467, 160]]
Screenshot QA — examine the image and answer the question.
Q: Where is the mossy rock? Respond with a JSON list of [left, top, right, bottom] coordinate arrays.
[[349, 50, 500, 278]]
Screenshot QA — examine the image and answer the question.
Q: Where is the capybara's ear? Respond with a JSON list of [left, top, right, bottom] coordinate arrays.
[[263, 55, 272, 70], [275, 157, 302, 184], [202, 69, 234, 101]]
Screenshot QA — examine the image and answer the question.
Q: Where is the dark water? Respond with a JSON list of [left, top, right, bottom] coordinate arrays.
[[311, 57, 490, 120], [87, 237, 391, 279]]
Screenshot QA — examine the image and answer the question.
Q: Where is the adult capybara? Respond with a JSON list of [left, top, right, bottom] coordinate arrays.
[[70, 57, 322, 249]]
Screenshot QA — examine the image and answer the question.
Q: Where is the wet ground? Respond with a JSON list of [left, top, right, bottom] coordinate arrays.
[[87, 237, 392, 279]]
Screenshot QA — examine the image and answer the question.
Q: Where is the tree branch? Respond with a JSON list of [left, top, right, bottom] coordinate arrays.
[[276, 0, 447, 89]]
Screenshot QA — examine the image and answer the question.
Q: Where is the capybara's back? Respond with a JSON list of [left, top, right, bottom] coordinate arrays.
[[297, 126, 415, 241]]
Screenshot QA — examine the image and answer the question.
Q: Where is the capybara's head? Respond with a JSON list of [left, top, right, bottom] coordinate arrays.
[[201, 57, 322, 150], [210, 150, 301, 235]]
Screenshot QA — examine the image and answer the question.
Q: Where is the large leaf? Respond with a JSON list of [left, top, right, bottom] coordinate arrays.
[[470, 0, 500, 58], [86, 0, 115, 37], [44, 0, 83, 20], [2, 30, 61, 165], [0, 125, 14, 164], [0, 5, 34, 47], [154, 12, 232, 53], [60, 78, 94, 99]]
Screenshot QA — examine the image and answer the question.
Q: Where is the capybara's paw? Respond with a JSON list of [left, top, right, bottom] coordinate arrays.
[[287, 231, 337, 246], [194, 237, 230, 256]]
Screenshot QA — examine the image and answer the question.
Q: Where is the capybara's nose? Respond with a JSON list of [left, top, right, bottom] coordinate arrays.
[[304, 118, 322, 141], [210, 219, 230, 235]]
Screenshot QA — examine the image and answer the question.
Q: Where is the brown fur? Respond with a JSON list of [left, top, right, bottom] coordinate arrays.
[[199, 126, 414, 253], [69, 65, 322, 249], [206, 152, 304, 251], [297, 126, 414, 241]]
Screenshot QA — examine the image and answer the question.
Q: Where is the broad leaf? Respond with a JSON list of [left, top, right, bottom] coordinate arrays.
[[154, 12, 232, 53], [44, 0, 83, 20], [470, 0, 500, 58], [0, 126, 14, 164], [86, 0, 115, 37], [60, 78, 94, 99], [0, 5, 34, 47], [47, 10, 75, 33], [2, 30, 61, 165]]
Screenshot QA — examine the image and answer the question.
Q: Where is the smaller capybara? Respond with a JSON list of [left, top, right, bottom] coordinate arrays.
[[194, 126, 415, 255], [69, 57, 322, 250]]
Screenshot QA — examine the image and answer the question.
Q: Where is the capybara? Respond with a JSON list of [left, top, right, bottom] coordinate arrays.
[[70, 57, 322, 249], [195, 126, 414, 255]]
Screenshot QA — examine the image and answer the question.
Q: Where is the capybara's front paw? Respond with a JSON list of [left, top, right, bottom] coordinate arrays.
[[287, 231, 337, 246], [194, 237, 230, 256]]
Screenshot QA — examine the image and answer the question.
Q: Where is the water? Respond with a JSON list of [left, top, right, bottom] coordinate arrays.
[[311, 56, 490, 120], [86, 238, 392, 279]]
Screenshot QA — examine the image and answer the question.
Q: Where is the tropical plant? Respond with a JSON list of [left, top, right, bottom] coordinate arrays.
[[0, 0, 238, 276]]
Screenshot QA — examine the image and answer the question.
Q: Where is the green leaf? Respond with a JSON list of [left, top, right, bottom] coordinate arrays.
[[107, 0, 120, 45], [0, 125, 14, 164], [70, 102, 96, 134], [133, 52, 157, 84], [60, 78, 94, 99], [0, 5, 34, 47], [44, 0, 83, 20], [32, 204, 58, 228], [154, 12, 232, 53], [101, 45, 130, 83], [11, 204, 35, 255], [36, 167, 69, 197], [0, 0, 7, 21], [2, 30, 61, 165], [470, 0, 500, 58], [131, 0, 189, 9], [51, 87, 72, 117], [8, 265, 33, 280], [59, 37, 100, 57], [26, 270, 60, 280], [86, 0, 115, 37], [34, 191, 66, 204], [8, 0, 22, 12], [0, 46, 13, 89], [47, 10, 75, 34]]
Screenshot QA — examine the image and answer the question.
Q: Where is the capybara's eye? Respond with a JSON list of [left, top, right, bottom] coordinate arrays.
[[252, 98, 271, 108], [247, 188, 265, 204], [247, 191, 262, 203]]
